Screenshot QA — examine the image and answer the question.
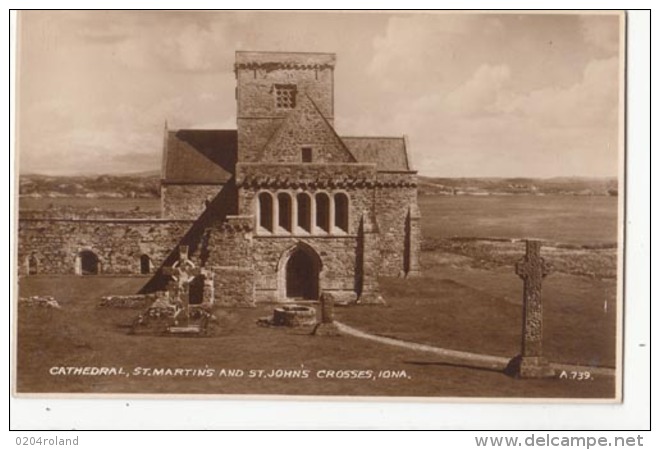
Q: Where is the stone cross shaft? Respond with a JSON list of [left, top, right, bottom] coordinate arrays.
[[313, 292, 340, 336], [320, 293, 335, 324], [515, 240, 551, 358], [162, 245, 202, 326]]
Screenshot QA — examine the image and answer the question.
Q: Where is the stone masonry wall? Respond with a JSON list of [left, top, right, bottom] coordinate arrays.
[[161, 184, 225, 219], [237, 184, 373, 237], [237, 66, 334, 119], [251, 236, 359, 303], [18, 219, 192, 276], [236, 62, 334, 162], [202, 216, 255, 306], [212, 268, 255, 307], [374, 174, 419, 277], [237, 118, 284, 165]]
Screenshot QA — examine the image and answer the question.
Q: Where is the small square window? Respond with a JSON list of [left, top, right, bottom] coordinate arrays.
[[274, 84, 297, 110], [302, 147, 312, 163]]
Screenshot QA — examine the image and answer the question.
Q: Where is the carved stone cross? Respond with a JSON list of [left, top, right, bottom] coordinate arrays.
[[508, 239, 555, 378], [162, 245, 202, 327]]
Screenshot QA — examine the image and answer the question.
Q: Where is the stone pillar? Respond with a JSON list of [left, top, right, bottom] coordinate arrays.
[[291, 194, 298, 234], [356, 211, 385, 305], [272, 192, 279, 233], [506, 239, 555, 378], [310, 194, 317, 235], [313, 291, 340, 336], [328, 194, 335, 235], [254, 194, 261, 233]]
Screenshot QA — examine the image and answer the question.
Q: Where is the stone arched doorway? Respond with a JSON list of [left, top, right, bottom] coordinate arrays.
[[76, 250, 99, 275], [278, 243, 321, 301]]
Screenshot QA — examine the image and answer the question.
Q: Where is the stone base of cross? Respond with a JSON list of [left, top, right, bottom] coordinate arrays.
[[162, 245, 203, 328], [507, 239, 556, 379], [506, 355, 556, 379]]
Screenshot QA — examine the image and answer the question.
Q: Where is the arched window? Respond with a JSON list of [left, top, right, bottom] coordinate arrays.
[[140, 254, 151, 274], [77, 250, 99, 275], [334, 193, 349, 232], [315, 193, 330, 233], [278, 193, 292, 232], [297, 193, 311, 233], [258, 192, 273, 232]]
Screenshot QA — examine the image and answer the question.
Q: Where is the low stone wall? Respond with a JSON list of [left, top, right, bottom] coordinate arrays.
[[19, 296, 61, 309], [99, 294, 157, 309], [17, 218, 192, 276]]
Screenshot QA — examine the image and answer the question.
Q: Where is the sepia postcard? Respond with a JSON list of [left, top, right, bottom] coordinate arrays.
[[12, 10, 626, 406]]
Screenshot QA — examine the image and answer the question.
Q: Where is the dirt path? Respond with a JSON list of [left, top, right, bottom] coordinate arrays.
[[335, 321, 615, 377]]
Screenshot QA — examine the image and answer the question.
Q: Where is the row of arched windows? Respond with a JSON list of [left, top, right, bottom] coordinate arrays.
[[257, 191, 350, 235], [24, 252, 155, 276]]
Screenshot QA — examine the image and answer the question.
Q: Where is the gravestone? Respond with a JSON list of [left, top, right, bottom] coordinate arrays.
[[313, 291, 340, 336], [507, 239, 556, 378]]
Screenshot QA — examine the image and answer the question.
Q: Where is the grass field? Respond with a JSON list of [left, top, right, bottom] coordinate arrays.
[[16, 276, 614, 398], [15, 194, 619, 398]]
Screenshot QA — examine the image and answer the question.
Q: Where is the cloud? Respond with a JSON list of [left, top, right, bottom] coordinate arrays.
[[501, 57, 619, 128], [445, 64, 512, 116], [17, 12, 621, 177]]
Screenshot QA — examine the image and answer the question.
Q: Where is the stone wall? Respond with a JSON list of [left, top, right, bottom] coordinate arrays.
[[161, 184, 226, 219], [236, 57, 334, 162], [373, 174, 419, 277], [236, 163, 377, 188], [236, 118, 284, 165], [98, 294, 156, 309], [236, 66, 334, 120], [235, 52, 335, 161], [212, 267, 255, 307], [251, 235, 360, 303], [237, 184, 373, 238], [18, 219, 192, 276], [203, 217, 254, 267]]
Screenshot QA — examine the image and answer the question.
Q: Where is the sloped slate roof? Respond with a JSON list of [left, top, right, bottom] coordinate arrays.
[[342, 137, 410, 171], [162, 130, 237, 183]]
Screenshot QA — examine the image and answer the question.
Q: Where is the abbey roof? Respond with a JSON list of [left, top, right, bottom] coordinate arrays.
[[162, 130, 237, 184]]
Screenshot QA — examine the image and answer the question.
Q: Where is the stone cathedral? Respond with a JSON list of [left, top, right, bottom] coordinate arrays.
[[18, 51, 421, 306]]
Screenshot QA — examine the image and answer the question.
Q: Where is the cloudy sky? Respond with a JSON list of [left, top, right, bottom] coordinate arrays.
[[17, 11, 622, 177]]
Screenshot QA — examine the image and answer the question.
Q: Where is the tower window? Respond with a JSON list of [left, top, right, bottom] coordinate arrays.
[[274, 84, 297, 109], [302, 147, 312, 163]]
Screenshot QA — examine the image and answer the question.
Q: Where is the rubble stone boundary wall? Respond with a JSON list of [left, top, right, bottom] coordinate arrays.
[[17, 218, 194, 276]]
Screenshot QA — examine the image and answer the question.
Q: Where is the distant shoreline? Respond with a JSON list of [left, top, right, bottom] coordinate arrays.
[[18, 174, 619, 199]]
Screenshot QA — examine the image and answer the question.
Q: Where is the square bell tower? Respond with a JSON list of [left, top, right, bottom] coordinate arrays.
[[234, 51, 336, 162]]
